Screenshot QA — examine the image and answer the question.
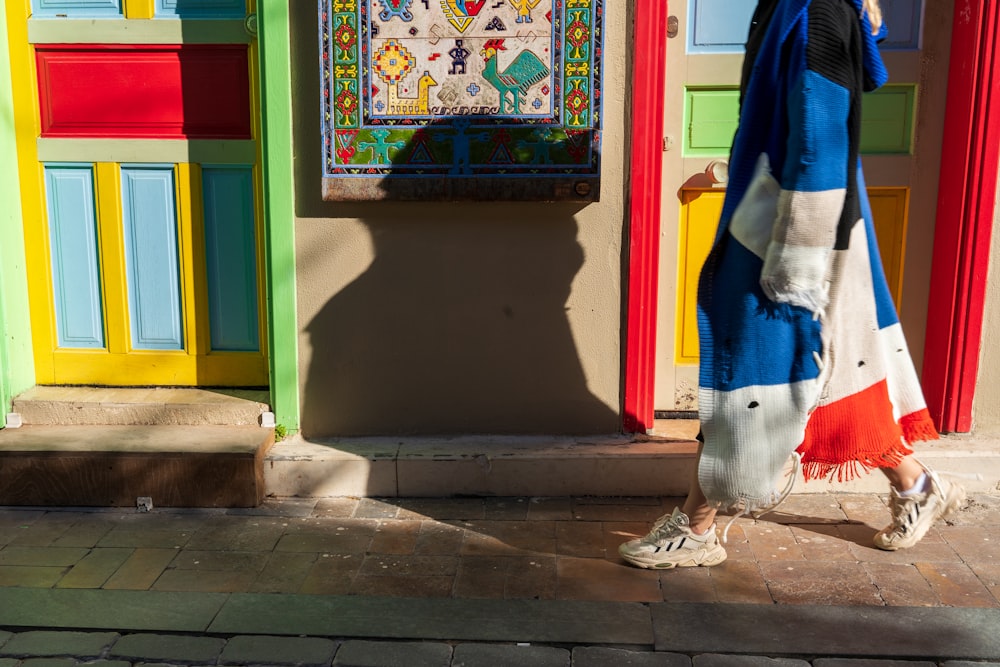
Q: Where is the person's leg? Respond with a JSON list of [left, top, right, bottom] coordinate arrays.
[[682, 450, 719, 535], [879, 455, 925, 492], [873, 454, 966, 551]]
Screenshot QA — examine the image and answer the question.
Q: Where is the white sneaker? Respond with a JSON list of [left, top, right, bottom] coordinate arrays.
[[873, 469, 966, 551], [619, 507, 727, 569]]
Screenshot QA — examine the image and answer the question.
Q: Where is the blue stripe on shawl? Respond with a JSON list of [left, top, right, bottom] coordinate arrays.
[[783, 70, 850, 192], [697, 236, 823, 391]]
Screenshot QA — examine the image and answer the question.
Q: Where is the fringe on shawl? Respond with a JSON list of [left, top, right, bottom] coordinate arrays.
[[800, 441, 911, 483], [799, 407, 939, 483], [900, 408, 941, 444]]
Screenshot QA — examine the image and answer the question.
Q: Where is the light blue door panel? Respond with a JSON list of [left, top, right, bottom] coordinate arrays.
[[689, 0, 756, 54], [882, 0, 922, 50], [155, 0, 245, 18], [202, 166, 260, 352], [120, 165, 184, 351], [32, 0, 122, 18], [44, 165, 105, 349]]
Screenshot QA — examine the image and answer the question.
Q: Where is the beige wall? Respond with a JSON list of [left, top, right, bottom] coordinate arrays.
[[973, 179, 1000, 436], [289, 3, 629, 437]]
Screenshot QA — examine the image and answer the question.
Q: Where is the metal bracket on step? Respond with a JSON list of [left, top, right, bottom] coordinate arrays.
[[259, 411, 276, 428], [4, 413, 22, 428]]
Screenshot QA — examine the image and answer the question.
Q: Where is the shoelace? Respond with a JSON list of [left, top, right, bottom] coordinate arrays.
[[648, 514, 685, 543], [720, 451, 803, 544]]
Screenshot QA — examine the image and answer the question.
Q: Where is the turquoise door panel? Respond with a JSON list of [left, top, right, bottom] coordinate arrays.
[[44, 164, 105, 349], [155, 0, 245, 18], [32, 0, 122, 18], [120, 165, 184, 351], [689, 0, 756, 54], [202, 166, 260, 352]]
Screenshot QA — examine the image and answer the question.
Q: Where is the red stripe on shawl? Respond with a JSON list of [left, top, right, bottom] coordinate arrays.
[[796, 379, 935, 482]]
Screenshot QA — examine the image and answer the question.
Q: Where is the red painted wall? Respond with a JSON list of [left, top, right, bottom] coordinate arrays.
[[36, 44, 251, 139]]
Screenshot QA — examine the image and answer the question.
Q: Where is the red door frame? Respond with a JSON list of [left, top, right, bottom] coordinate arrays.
[[624, 1, 1000, 435], [623, 0, 669, 433], [921, 1, 1000, 434]]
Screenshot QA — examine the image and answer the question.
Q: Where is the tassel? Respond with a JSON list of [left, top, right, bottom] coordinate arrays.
[[900, 409, 940, 445]]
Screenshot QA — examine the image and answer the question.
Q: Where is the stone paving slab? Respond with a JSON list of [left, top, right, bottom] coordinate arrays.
[[219, 635, 339, 666], [651, 603, 1000, 660], [207, 594, 656, 645], [812, 661, 937, 667], [0, 588, 227, 633], [331, 640, 453, 667], [451, 643, 571, 667], [107, 634, 226, 663], [571, 647, 690, 667], [694, 658, 811, 667], [0, 631, 118, 659]]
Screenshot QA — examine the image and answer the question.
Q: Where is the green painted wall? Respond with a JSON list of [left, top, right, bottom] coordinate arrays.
[[0, 1, 35, 426], [258, 0, 300, 432]]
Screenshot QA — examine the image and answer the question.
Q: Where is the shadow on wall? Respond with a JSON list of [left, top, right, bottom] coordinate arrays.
[[290, 3, 618, 437]]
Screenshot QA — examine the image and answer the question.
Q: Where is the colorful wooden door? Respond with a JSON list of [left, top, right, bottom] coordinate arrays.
[[654, 0, 946, 413], [8, 0, 267, 386]]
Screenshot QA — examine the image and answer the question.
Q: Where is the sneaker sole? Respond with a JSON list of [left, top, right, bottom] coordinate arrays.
[[874, 483, 967, 551], [619, 547, 728, 570]]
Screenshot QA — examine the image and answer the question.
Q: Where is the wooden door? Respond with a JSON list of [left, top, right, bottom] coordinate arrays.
[[8, 0, 267, 386], [653, 0, 947, 413]]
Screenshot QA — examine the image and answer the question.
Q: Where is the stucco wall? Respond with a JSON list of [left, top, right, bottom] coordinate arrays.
[[973, 179, 1000, 436], [289, 3, 628, 436]]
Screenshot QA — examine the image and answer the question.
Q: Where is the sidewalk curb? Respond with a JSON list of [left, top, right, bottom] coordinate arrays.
[[2, 589, 999, 661]]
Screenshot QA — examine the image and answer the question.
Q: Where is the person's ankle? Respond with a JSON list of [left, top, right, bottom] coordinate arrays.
[[690, 523, 714, 536]]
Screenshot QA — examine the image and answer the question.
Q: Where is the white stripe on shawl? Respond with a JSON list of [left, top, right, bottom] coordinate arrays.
[[774, 188, 846, 248], [817, 218, 885, 403], [879, 322, 930, 421], [698, 378, 822, 511], [760, 241, 831, 312], [815, 219, 927, 418], [730, 153, 781, 259]]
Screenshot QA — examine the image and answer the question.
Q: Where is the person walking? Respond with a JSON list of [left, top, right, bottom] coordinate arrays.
[[620, 0, 966, 569]]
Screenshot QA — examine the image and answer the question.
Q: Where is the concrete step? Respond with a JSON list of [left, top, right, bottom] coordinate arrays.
[[12, 386, 271, 426], [0, 424, 274, 507], [264, 423, 1000, 498]]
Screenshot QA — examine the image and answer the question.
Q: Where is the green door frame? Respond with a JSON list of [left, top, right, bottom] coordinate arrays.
[[0, 1, 35, 427], [258, 0, 301, 433]]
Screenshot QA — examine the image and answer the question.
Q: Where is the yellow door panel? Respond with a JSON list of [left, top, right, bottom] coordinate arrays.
[[868, 187, 909, 310], [676, 188, 725, 364]]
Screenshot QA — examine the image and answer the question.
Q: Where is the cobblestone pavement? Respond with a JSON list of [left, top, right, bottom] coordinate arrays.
[[2, 493, 998, 606], [1, 493, 999, 665]]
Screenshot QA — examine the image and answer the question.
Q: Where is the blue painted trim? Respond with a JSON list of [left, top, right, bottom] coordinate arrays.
[[881, 0, 923, 51], [120, 165, 184, 351], [44, 164, 106, 349], [32, 0, 122, 18], [202, 165, 260, 352], [155, 0, 245, 19], [688, 0, 756, 55]]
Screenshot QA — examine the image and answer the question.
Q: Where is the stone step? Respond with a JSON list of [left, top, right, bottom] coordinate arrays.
[[264, 426, 1000, 498], [0, 424, 274, 507], [12, 386, 270, 427]]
